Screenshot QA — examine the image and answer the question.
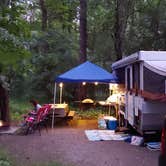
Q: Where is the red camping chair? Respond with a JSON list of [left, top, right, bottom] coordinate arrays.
[[24, 104, 51, 135]]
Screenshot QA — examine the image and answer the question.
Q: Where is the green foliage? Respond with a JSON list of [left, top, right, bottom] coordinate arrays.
[[0, 149, 14, 166], [46, 0, 79, 31], [87, 0, 117, 67], [0, 148, 69, 166], [88, 0, 166, 63], [75, 108, 103, 120], [31, 161, 71, 166], [0, 1, 31, 72], [1, 0, 166, 103], [20, 30, 79, 101], [125, 0, 166, 53], [9, 99, 31, 121]]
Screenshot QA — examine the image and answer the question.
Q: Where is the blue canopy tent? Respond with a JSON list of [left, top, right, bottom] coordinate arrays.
[[54, 61, 118, 103], [52, 61, 118, 128], [55, 61, 118, 83]]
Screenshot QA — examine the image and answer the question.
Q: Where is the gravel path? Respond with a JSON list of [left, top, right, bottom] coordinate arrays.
[[0, 120, 160, 166]]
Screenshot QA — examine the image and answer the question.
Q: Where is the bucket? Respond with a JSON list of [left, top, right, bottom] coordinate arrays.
[[104, 116, 117, 130]]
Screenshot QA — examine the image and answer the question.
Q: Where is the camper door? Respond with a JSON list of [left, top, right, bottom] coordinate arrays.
[[125, 66, 135, 125]]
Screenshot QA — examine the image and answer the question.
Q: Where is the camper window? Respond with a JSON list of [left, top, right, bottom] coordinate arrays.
[[133, 63, 140, 90], [126, 67, 132, 91]]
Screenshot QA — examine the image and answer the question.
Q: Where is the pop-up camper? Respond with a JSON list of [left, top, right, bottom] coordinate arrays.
[[112, 51, 166, 135]]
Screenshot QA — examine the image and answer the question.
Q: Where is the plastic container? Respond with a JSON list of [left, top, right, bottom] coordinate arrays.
[[104, 116, 117, 130]]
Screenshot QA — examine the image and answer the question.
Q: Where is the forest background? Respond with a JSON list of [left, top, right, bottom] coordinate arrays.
[[0, 0, 166, 109]]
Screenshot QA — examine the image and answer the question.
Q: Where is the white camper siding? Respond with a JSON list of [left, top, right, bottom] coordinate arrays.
[[127, 94, 134, 125], [125, 65, 135, 126], [140, 101, 166, 130]]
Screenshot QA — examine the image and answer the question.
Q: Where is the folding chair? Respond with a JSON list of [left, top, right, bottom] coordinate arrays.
[[24, 104, 51, 135]]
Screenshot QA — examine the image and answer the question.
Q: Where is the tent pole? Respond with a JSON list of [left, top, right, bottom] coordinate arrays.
[[52, 83, 57, 128], [59, 83, 63, 104], [53, 83, 57, 104]]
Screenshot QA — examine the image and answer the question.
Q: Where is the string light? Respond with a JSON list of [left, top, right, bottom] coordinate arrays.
[[82, 82, 86, 86], [0, 120, 3, 127], [94, 82, 98, 85], [59, 83, 63, 88]]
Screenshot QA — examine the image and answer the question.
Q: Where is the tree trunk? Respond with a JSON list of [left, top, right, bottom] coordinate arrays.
[[114, 0, 132, 60], [79, 0, 87, 63], [151, 0, 161, 50], [78, 0, 87, 101], [0, 85, 10, 126], [39, 0, 48, 31]]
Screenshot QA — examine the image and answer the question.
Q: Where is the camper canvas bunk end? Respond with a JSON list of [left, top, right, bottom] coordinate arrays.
[[112, 51, 166, 135]]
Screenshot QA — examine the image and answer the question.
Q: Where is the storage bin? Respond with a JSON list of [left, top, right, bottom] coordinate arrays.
[[104, 116, 117, 130]]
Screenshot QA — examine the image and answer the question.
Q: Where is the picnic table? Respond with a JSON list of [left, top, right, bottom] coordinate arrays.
[[49, 104, 75, 128]]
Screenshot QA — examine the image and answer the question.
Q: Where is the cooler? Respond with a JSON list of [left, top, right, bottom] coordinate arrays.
[[104, 116, 117, 130]]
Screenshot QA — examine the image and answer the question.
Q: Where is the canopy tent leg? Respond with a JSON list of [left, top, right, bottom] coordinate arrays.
[[52, 83, 57, 128], [59, 83, 63, 104]]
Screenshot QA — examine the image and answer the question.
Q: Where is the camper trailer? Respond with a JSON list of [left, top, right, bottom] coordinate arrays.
[[112, 51, 166, 135]]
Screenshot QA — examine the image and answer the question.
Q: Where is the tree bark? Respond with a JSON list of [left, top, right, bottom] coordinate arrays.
[[78, 0, 87, 101], [114, 0, 132, 60], [151, 0, 161, 50], [0, 85, 10, 125], [79, 0, 87, 63], [39, 0, 48, 31]]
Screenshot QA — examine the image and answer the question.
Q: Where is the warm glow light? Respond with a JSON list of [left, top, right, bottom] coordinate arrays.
[[109, 83, 114, 90], [59, 83, 63, 88], [109, 83, 118, 90], [94, 82, 98, 85], [82, 82, 86, 86], [0, 120, 3, 127]]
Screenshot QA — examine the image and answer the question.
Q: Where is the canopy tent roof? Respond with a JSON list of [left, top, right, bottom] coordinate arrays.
[[55, 61, 118, 83]]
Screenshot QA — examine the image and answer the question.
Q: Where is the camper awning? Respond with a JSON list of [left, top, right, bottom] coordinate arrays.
[[144, 61, 166, 76], [112, 51, 166, 70]]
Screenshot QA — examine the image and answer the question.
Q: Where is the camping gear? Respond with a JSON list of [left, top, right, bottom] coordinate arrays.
[[98, 115, 107, 129], [85, 130, 129, 141], [131, 136, 144, 146], [21, 104, 52, 135], [104, 116, 117, 130], [146, 142, 161, 151]]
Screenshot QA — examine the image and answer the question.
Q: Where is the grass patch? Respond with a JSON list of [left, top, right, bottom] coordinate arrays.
[[31, 162, 73, 166], [0, 147, 72, 166], [0, 148, 16, 166], [9, 99, 31, 122], [74, 108, 103, 119], [9, 99, 105, 123]]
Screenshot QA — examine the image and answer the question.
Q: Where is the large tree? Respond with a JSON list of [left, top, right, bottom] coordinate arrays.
[[39, 0, 48, 31], [0, 76, 10, 125], [114, 0, 134, 60], [79, 0, 87, 63], [0, 0, 30, 125]]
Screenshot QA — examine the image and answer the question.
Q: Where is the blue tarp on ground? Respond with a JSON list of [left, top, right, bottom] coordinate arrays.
[[55, 61, 118, 83]]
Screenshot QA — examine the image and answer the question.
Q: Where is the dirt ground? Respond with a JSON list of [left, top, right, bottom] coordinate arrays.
[[0, 119, 160, 166]]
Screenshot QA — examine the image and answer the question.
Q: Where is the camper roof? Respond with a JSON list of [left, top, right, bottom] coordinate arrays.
[[112, 51, 166, 70]]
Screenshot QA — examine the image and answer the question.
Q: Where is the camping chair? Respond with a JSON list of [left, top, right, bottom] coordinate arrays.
[[35, 104, 52, 133], [24, 104, 51, 135]]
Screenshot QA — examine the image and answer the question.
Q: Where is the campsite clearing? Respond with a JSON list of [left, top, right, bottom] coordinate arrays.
[[0, 120, 160, 166]]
